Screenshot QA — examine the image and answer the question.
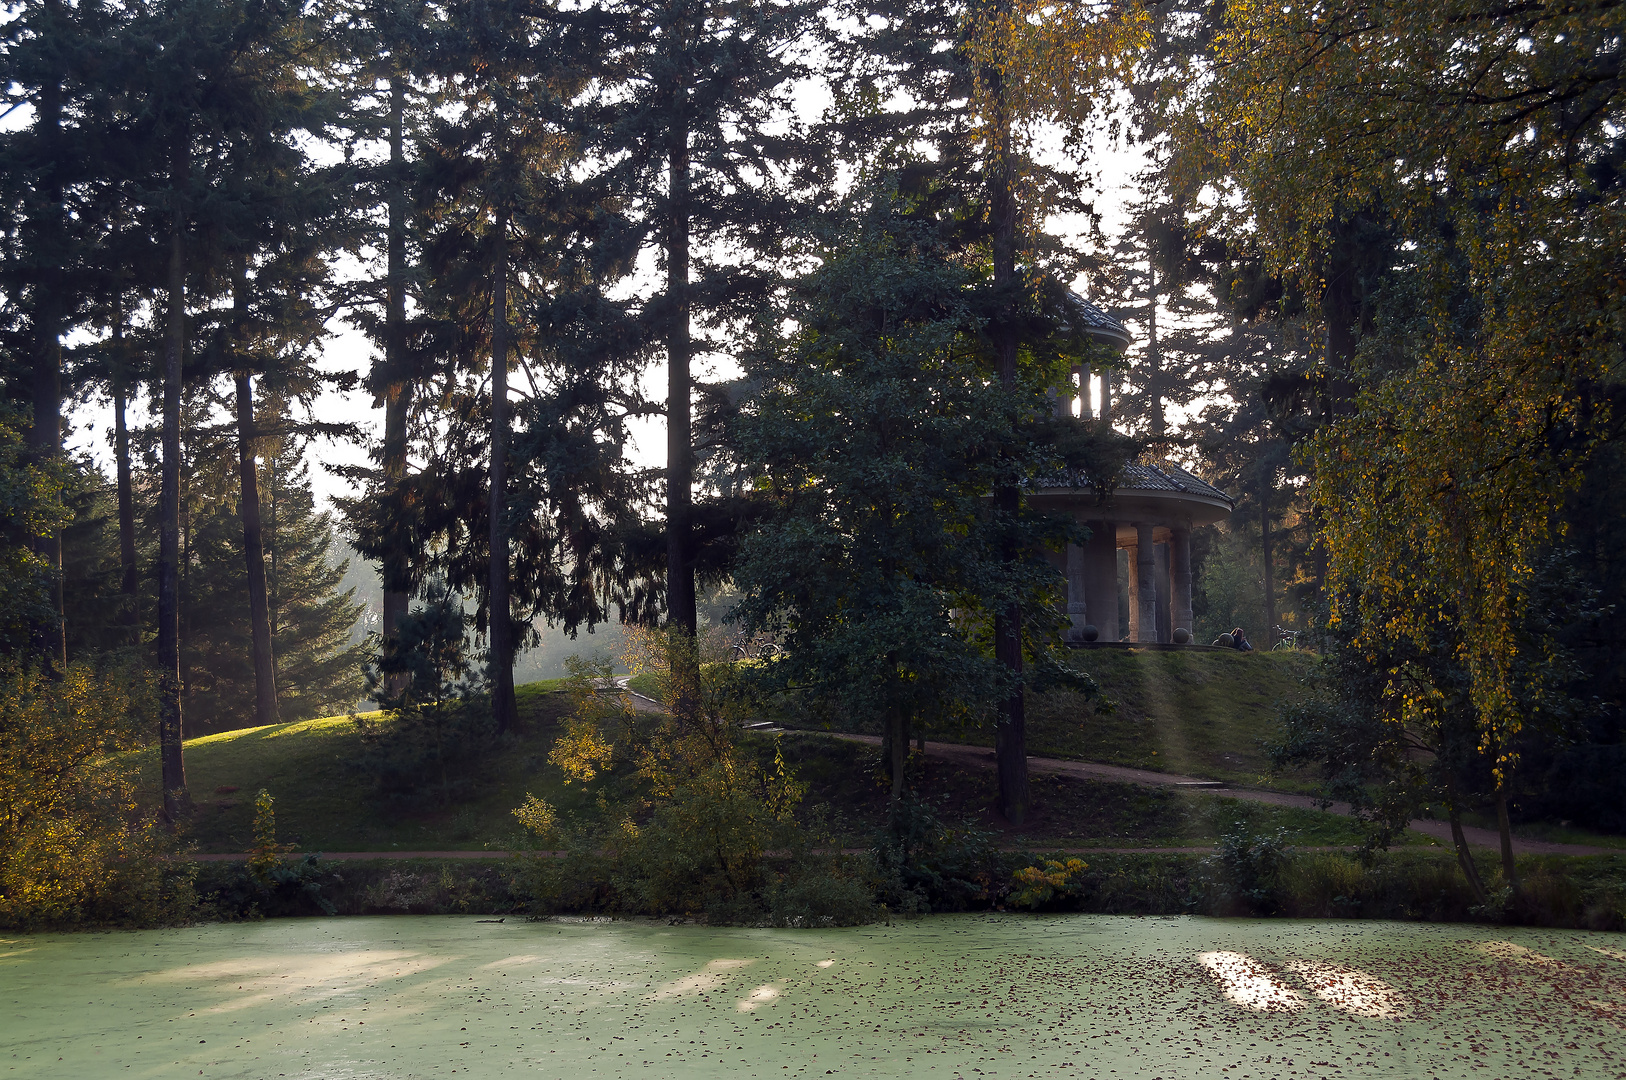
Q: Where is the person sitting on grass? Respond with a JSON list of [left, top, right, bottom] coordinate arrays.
[[1230, 626, 1253, 651]]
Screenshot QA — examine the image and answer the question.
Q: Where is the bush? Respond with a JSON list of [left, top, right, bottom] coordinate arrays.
[[1009, 858, 1091, 910], [195, 858, 525, 918], [353, 588, 500, 805], [870, 794, 1001, 913], [511, 639, 885, 924], [1206, 821, 1294, 914], [0, 661, 194, 929]]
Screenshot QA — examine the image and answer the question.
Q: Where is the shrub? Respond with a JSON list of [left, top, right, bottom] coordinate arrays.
[[353, 588, 500, 805], [1009, 858, 1091, 910], [871, 794, 1000, 913], [1205, 822, 1294, 914], [514, 638, 829, 922], [0, 661, 194, 929]]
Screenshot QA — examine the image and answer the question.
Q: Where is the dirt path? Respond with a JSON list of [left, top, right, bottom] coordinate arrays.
[[828, 732, 1617, 856]]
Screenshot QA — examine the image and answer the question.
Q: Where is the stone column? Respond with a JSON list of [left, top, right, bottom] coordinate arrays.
[[1064, 541, 1088, 641], [1155, 541, 1171, 644], [1052, 367, 1081, 420], [1172, 526, 1194, 641], [1086, 520, 1117, 640], [1080, 368, 1093, 421], [1132, 523, 1157, 643]]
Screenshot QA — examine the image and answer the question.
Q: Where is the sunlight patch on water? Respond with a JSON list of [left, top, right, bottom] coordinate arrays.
[[737, 985, 780, 1011], [649, 957, 755, 999], [1285, 959, 1408, 1018], [1195, 950, 1305, 1011], [127, 949, 450, 1015]]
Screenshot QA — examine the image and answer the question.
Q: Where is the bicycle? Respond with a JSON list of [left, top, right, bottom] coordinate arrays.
[[1271, 625, 1300, 651], [730, 636, 780, 661]]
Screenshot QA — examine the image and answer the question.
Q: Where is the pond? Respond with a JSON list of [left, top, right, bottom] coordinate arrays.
[[3, 915, 1623, 1078]]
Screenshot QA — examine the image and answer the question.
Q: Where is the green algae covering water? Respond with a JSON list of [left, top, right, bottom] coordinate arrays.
[[2, 915, 1623, 1079]]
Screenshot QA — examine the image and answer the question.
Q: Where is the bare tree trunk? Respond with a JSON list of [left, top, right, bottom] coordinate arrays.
[[380, 73, 413, 648], [1495, 785, 1521, 900], [1449, 804, 1489, 906], [234, 371, 279, 729], [1260, 470, 1275, 639], [488, 215, 517, 735], [29, 2, 65, 669], [666, 114, 696, 639], [1147, 262, 1163, 440], [157, 147, 189, 823], [987, 62, 1029, 825], [113, 318, 139, 646], [890, 707, 909, 803], [664, 58, 700, 726]]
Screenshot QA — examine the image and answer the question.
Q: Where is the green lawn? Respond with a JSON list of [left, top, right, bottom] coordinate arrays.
[[777, 647, 1318, 787], [135, 681, 580, 854], [133, 669, 1376, 854], [1029, 647, 1318, 786]]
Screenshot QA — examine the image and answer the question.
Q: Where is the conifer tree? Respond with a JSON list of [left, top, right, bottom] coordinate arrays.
[[580, 0, 822, 653], [832, 0, 1146, 822], [0, 0, 134, 667], [338, 0, 441, 663], [735, 190, 1068, 802], [394, 0, 634, 733]]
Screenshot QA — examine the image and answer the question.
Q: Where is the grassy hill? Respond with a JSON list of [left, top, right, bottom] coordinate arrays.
[[135, 681, 578, 855], [1031, 647, 1317, 786], [134, 650, 1385, 855], [777, 646, 1317, 788]]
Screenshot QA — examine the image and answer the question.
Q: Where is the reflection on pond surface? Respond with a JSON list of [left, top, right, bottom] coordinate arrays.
[[1, 915, 1622, 1078]]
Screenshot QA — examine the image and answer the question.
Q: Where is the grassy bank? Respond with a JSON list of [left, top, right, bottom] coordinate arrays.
[[134, 681, 575, 854], [777, 648, 1318, 787], [143, 687, 1375, 854], [113, 663, 1624, 934]]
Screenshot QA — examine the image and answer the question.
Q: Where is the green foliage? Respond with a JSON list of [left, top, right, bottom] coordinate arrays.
[[1205, 821, 1294, 915], [1191, 0, 1625, 807], [735, 187, 1110, 772], [355, 585, 497, 806], [0, 403, 68, 656], [247, 789, 284, 884], [870, 794, 1000, 914], [511, 642, 883, 924], [0, 661, 193, 929], [140, 418, 366, 734]]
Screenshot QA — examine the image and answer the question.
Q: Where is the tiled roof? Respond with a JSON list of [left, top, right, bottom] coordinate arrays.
[[1062, 292, 1131, 351], [1035, 460, 1233, 505], [1119, 462, 1230, 501]]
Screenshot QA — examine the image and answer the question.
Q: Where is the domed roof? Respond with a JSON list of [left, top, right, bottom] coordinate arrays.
[[1061, 292, 1131, 353]]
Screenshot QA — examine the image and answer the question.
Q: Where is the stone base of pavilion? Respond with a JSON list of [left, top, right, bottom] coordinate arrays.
[[1063, 640, 1236, 652]]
